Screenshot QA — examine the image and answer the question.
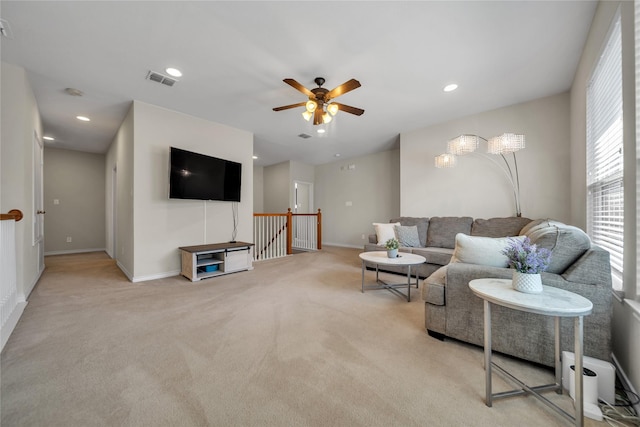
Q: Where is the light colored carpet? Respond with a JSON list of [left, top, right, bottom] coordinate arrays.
[[1, 246, 604, 426]]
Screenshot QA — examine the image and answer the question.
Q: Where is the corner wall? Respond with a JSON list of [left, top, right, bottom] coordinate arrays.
[[106, 103, 134, 276], [131, 101, 253, 281]]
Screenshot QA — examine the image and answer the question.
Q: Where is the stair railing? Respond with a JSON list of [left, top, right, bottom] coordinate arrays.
[[253, 208, 322, 261]]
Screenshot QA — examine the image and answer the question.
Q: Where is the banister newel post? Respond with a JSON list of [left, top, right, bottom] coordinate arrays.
[[286, 208, 292, 255], [317, 208, 322, 250]]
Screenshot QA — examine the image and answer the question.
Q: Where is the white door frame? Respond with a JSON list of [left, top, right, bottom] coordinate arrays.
[[32, 131, 44, 273]]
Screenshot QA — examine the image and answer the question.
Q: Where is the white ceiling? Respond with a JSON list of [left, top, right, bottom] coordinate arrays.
[[0, 1, 597, 167]]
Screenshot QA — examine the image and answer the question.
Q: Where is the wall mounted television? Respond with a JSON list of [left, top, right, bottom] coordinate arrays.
[[169, 147, 242, 202]]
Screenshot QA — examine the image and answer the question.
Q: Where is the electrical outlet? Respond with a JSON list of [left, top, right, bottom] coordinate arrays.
[[53, 199, 59, 205], [66, 237, 72, 243], [361, 234, 365, 239]]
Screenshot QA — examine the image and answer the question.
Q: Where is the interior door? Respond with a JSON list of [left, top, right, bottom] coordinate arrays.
[[33, 132, 44, 273]]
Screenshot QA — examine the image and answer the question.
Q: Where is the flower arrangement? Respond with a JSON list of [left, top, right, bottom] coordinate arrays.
[[501, 237, 552, 274], [385, 238, 400, 250]]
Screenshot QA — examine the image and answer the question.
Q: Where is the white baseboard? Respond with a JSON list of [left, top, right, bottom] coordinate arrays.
[[1, 300, 27, 352], [322, 242, 362, 249], [611, 352, 640, 415], [44, 248, 106, 256], [116, 261, 133, 282], [132, 270, 181, 283]]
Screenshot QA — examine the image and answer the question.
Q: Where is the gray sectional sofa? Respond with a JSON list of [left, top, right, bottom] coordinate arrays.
[[363, 216, 613, 367]]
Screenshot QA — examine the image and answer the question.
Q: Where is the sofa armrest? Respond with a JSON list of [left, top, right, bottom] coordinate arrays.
[[444, 262, 612, 365]]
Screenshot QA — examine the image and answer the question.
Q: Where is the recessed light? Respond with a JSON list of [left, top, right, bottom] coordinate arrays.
[[444, 83, 458, 92], [165, 67, 182, 78], [43, 136, 55, 141], [76, 116, 90, 122], [335, 153, 341, 157], [252, 155, 258, 159], [317, 129, 325, 134]]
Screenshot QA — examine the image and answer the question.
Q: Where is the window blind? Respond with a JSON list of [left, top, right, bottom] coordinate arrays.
[[586, 12, 623, 289]]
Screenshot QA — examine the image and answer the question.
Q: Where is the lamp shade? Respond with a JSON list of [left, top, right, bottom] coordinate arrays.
[[487, 133, 525, 154], [322, 112, 332, 124], [301, 110, 312, 121], [305, 100, 317, 113], [435, 153, 457, 168], [327, 103, 339, 116], [447, 134, 479, 155]]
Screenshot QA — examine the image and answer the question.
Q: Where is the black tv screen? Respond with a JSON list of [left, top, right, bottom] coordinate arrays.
[[169, 147, 241, 202]]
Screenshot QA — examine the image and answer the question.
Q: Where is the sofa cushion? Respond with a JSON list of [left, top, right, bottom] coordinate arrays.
[[390, 217, 429, 247], [373, 222, 400, 245], [411, 247, 454, 266], [450, 233, 526, 268], [394, 225, 421, 248], [522, 219, 592, 274], [471, 217, 532, 238], [426, 217, 473, 249]]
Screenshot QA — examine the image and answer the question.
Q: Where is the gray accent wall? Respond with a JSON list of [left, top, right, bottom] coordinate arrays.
[[43, 148, 106, 254], [315, 149, 400, 248], [263, 161, 290, 213]]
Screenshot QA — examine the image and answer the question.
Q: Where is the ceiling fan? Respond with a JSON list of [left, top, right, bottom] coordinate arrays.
[[273, 77, 364, 125]]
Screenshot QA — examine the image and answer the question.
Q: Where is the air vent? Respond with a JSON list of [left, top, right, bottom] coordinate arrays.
[[146, 70, 177, 87], [298, 133, 311, 139]]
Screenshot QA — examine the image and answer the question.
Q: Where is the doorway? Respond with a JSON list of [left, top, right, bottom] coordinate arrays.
[[293, 181, 314, 250]]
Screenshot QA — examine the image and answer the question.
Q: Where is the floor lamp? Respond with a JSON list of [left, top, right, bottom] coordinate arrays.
[[434, 133, 525, 217]]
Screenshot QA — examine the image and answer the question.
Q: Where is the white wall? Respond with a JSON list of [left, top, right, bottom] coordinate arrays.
[[0, 62, 44, 298], [131, 101, 253, 281], [400, 92, 571, 222], [570, 0, 638, 395], [315, 149, 400, 247], [44, 148, 106, 254]]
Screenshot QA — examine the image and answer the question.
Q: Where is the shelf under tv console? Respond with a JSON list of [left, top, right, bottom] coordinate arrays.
[[179, 241, 254, 282]]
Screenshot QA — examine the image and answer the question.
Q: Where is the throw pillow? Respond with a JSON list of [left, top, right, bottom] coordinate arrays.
[[394, 225, 421, 247], [373, 222, 401, 246], [450, 233, 526, 268]]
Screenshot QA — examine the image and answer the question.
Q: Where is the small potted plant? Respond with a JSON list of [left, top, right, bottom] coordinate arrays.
[[385, 237, 400, 258], [501, 237, 552, 293]]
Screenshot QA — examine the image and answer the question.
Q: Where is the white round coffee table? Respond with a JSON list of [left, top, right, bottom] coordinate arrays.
[[358, 251, 426, 302]]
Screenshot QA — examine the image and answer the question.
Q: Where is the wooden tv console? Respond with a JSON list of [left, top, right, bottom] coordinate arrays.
[[179, 241, 254, 282]]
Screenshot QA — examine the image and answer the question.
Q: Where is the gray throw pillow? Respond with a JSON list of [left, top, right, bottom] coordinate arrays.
[[394, 225, 421, 247]]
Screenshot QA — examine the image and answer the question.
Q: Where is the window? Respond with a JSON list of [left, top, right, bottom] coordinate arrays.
[[586, 11, 623, 290]]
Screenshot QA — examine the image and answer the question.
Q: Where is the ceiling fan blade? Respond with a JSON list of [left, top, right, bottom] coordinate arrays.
[[273, 102, 306, 112], [313, 108, 323, 125], [333, 102, 365, 116], [283, 78, 314, 97], [326, 79, 361, 99]]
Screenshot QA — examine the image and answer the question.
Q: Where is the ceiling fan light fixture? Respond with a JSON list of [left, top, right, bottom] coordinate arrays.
[[305, 100, 317, 113], [327, 103, 339, 116], [322, 112, 332, 124], [302, 110, 312, 121]]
